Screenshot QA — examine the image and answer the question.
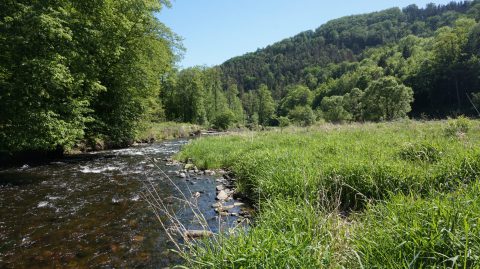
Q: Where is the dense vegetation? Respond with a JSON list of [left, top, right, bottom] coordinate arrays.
[[219, 1, 480, 117], [161, 1, 480, 130], [0, 0, 178, 155], [177, 119, 480, 268]]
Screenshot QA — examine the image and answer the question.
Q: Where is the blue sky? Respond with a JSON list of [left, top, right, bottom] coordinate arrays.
[[159, 0, 457, 68]]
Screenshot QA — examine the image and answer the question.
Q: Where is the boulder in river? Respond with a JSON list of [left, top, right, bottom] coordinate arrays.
[[178, 172, 186, 178], [216, 190, 229, 200]]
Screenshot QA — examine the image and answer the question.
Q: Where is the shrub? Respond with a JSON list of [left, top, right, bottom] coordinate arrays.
[[445, 116, 472, 137], [288, 106, 315, 126], [278, 116, 290, 128], [212, 110, 235, 131], [320, 96, 352, 123]]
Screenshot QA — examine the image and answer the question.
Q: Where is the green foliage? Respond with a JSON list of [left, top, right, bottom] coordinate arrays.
[[287, 106, 315, 126], [279, 85, 313, 115], [257, 84, 276, 126], [184, 199, 347, 268], [362, 77, 414, 121], [0, 0, 177, 153], [444, 116, 473, 137], [320, 96, 352, 123], [213, 2, 480, 122], [219, 2, 473, 97], [212, 110, 235, 131], [225, 84, 245, 124], [278, 116, 291, 128]]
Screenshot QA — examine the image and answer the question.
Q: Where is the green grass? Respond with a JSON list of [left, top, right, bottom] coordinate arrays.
[[136, 122, 201, 142], [175, 119, 480, 268]]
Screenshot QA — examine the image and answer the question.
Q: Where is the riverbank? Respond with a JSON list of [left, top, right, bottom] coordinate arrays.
[[0, 122, 203, 168], [135, 122, 202, 144], [175, 119, 480, 268]]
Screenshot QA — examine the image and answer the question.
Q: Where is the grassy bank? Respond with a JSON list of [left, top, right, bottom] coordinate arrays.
[[136, 122, 201, 143], [175, 119, 480, 268]]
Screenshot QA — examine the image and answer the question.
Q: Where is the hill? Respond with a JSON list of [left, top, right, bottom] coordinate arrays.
[[218, 1, 480, 118]]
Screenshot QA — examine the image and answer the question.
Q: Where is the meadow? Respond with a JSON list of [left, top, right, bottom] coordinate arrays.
[[176, 118, 480, 268]]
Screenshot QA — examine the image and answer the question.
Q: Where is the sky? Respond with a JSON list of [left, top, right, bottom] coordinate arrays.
[[158, 0, 457, 68]]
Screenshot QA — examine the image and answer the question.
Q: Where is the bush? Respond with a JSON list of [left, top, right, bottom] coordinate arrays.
[[320, 96, 352, 123], [278, 116, 290, 128], [288, 106, 315, 126], [212, 110, 235, 131], [445, 116, 472, 137]]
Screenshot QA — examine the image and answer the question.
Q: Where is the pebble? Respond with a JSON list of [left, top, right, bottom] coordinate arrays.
[[211, 202, 223, 208]]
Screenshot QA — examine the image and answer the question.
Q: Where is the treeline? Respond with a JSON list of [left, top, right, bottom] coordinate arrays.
[[160, 1, 480, 128], [0, 0, 178, 154]]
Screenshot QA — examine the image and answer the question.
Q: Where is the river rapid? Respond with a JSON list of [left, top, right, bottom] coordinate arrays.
[[0, 139, 242, 268]]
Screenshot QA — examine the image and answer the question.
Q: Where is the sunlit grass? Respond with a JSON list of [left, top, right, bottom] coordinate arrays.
[[175, 119, 480, 268]]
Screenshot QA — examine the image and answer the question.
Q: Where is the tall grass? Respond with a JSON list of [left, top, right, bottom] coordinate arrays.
[[175, 119, 480, 268], [351, 182, 480, 268]]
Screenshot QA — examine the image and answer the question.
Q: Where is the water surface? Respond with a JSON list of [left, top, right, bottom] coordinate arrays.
[[0, 140, 236, 268]]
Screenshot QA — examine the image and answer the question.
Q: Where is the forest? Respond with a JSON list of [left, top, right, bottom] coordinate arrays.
[[164, 1, 480, 128], [2, 1, 480, 153]]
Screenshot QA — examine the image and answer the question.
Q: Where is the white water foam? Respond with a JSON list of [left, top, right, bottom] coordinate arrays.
[[79, 165, 120, 174], [37, 201, 49, 208]]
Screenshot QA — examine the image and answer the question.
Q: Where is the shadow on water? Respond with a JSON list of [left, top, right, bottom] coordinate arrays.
[[0, 139, 244, 269]]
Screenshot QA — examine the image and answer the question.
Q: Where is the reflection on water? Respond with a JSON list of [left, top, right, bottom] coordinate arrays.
[[0, 140, 233, 268]]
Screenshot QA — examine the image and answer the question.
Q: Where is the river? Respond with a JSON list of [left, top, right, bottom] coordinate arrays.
[[0, 139, 244, 268]]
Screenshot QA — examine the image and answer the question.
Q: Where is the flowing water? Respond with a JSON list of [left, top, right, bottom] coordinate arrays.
[[0, 140, 242, 268]]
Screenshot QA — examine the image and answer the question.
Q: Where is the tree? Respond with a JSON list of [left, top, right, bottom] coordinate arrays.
[[362, 77, 413, 121], [279, 85, 313, 116], [225, 84, 245, 124], [343, 88, 364, 121], [288, 106, 315, 126], [0, 0, 177, 152], [320, 96, 352, 123], [257, 84, 276, 125]]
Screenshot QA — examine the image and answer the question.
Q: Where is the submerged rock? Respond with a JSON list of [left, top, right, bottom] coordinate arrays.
[[184, 230, 213, 238]]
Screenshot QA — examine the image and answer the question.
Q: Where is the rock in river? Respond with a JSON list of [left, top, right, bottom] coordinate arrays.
[[216, 190, 229, 200], [184, 230, 213, 238]]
